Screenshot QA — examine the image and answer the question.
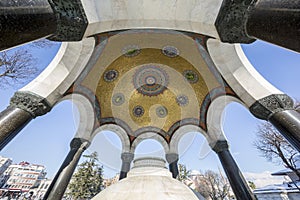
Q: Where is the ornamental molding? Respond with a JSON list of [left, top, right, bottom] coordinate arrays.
[[249, 94, 294, 120], [10, 91, 52, 118], [215, 0, 256, 43], [48, 0, 88, 41]]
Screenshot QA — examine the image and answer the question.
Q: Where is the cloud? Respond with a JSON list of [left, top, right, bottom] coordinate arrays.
[[244, 171, 287, 188]]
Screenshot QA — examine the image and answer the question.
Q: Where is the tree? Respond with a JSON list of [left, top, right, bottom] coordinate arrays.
[[67, 152, 104, 199], [0, 39, 54, 88], [254, 122, 300, 179], [195, 170, 232, 200], [177, 163, 191, 182]]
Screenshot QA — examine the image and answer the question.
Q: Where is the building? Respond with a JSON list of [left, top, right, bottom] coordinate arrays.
[[0, 156, 12, 188], [1, 161, 46, 193]]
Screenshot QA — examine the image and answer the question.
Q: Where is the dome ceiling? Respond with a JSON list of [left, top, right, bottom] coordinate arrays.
[[73, 30, 236, 142]]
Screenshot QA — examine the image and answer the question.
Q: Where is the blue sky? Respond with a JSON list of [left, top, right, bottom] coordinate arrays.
[[0, 40, 299, 180]]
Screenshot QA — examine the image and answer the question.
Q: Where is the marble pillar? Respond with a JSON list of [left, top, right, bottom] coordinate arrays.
[[212, 141, 256, 200], [43, 138, 90, 200]]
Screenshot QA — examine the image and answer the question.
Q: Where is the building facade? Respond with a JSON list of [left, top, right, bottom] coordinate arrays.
[[1, 161, 46, 193]]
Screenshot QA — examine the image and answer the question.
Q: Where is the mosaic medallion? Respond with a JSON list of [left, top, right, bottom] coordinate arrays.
[[133, 106, 145, 117], [104, 70, 118, 82], [156, 106, 168, 118], [162, 46, 179, 58], [112, 93, 125, 106], [122, 45, 141, 57], [183, 70, 199, 84], [176, 95, 189, 106], [133, 64, 169, 96]]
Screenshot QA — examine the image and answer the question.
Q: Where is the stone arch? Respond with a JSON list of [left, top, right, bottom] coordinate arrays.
[[130, 132, 170, 155], [169, 124, 207, 154], [206, 39, 282, 108], [19, 38, 96, 106], [91, 124, 131, 153], [59, 93, 95, 141], [206, 95, 244, 146]]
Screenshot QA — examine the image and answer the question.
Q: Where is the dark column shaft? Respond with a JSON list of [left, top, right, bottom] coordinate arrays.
[[0, 0, 57, 51], [246, 0, 300, 52], [169, 161, 179, 179], [269, 110, 300, 152], [0, 107, 32, 150], [119, 152, 134, 180], [43, 138, 89, 200], [217, 150, 256, 200]]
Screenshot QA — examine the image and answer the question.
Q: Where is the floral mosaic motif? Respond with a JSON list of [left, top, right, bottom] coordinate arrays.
[[133, 106, 145, 117], [176, 95, 189, 106], [156, 106, 168, 118], [104, 70, 118, 82], [122, 45, 141, 57], [162, 46, 179, 58], [112, 93, 125, 106], [183, 70, 199, 84], [133, 64, 169, 96]]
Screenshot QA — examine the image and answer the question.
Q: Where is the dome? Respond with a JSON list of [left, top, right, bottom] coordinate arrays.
[[92, 157, 199, 200]]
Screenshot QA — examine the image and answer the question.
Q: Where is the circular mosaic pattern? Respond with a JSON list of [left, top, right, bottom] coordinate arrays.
[[156, 106, 168, 118], [112, 93, 125, 106], [133, 106, 145, 117], [176, 95, 189, 106], [122, 45, 141, 57], [104, 70, 118, 82], [183, 70, 199, 83], [133, 64, 169, 96], [162, 46, 179, 58]]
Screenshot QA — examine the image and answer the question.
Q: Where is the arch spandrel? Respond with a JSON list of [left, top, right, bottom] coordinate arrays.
[[73, 30, 239, 143]]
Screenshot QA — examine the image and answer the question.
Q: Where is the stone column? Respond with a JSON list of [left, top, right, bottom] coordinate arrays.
[[119, 152, 134, 180], [250, 94, 300, 152], [166, 153, 179, 179], [212, 141, 256, 200], [0, 0, 57, 50], [215, 0, 300, 52], [246, 0, 300, 52], [43, 138, 90, 200], [0, 92, 51, 151]]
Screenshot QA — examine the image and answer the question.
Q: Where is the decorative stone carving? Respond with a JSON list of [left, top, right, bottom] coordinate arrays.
[[249, 94, 294, 120], [156, 106, 168, 118], [183, 70, 199, 84], [112, 93, 125, 106], [48, 0, 88, 41], [215, 0, 256, 43], [176, 95, 189, 106], [133, 106, 145, 117], [211, 140, 229, 153], [104, 70, 119, 82], [10, 92, 52, 118]]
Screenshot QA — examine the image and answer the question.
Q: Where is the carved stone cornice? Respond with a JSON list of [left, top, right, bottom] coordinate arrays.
[[10, 91, 52, 118], [215, 0, 256, 43], [250, 94, 294, 120], [48, 0, 88, 41]]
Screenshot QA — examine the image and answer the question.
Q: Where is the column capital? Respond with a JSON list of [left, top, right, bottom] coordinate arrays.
[[249, 94, 294, 120], [10, 91, 52, 118], [211, 140, 229, 153], [165, 153, 179, 164], [215, 0, 256, 43], [121, 152, 134, 163], [48, 0, 88, 41], [70, 138, 90, 150]]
